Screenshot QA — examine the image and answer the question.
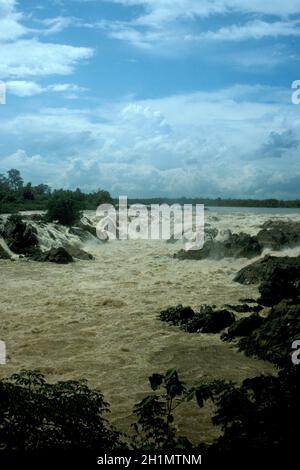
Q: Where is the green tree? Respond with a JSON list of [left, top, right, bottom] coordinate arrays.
[[45, 192, 82, 226]]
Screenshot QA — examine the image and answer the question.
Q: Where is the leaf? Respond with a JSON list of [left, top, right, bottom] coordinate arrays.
[[149, 374, 164, 391]]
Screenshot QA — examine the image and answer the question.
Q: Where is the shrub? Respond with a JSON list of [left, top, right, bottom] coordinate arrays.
[[0, 370, 120, 451], [45, 193, 82, 226]]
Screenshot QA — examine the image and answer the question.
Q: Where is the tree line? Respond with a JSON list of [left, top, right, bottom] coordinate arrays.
[[0, 169, 113, 214]]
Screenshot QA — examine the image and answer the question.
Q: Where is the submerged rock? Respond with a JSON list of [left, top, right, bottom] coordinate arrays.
[[234, 255, 300, 285], [174, 232, 261, 260]]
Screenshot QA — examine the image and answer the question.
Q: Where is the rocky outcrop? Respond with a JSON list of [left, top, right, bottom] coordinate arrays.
[[63, 244, 94, 260], [234, 255, 300, 285], [2, 215, 38, 254], [258, 267, 300, 307], [222, 314, 263, 341], [33, 247, 74, 264], [175, 232, 261, 260], [159, 304, 235, 334], [257, 220, 300, 250], [0, 243, 11, 260], [238, 299, 300, 365]]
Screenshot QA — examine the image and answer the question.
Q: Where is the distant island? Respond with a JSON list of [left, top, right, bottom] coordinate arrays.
[[1, 168, 299, 214]]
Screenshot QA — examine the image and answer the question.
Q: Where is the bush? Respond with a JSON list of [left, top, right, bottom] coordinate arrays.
[[0, 370, 120, 451], [45, 193, 82, 226]]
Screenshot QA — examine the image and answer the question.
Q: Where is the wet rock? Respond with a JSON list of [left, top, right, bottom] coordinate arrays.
[[0, 244, 11, 259], [160, 304, 235, 334], [238, 299, 300, 365], [257, 220, 300, 250], [3, 215, 38, 254], [159, 304, 195, 326], [224, 303, 262, 313], [222, 314, 263, 341], [234, 255, 300, 285], [174, 232, 261, 260], [258, 266, 300, 307], [63, 244, 94, 260], [36, 247, 74, 264]]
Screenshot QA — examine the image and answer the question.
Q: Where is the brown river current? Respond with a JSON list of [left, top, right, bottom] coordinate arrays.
[[1, 209, 299, 443]]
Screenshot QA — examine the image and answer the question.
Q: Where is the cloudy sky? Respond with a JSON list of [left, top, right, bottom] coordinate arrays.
[[0, 0, 300, 198]]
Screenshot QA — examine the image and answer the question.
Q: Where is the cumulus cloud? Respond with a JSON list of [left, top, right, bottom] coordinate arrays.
[[1, 85, 300, 198], [260, 130, 300, 159]]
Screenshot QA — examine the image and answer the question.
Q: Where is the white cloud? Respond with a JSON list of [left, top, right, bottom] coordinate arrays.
[[1, 85, 300, 198], [97, 0, 300, 50], [5, 80, 87, 97], [0, 1, 94, 79], [0, 40, 93, 78], [196, 20, 300, 42]]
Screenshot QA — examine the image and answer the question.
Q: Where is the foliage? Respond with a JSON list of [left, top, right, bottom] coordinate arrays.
[[0, 169, 113, 214], [45, 192, 82, 226], [0, 370, 120, 452], [131, 369, 192, 450]]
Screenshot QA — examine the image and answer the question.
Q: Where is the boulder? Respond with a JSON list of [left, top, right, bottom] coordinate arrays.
[[223, 314, 263, 340], [234, 255, 300, 285], [238, 299, 300, 365], [3, 215, 38, 254], [174, 232, 261, 260], [63, 244, 94, 260], [257, 220, 300, 250], [0, 244, 11, 260], [159, 304, 235, 334], [258, 266, 300, 307], [36, 247, 74, 264]]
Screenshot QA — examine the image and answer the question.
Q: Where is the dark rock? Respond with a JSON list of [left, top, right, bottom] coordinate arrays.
[[0, 244, 11, 259], [234, 255, 300, 285], [175, 232, 261, 260], [238, 298, 258, 304], [159, 304, 235, 334], [224, 304, 262, 313], [258, 267, 300, 307], [223, 314, 263, 340], [159, 305, 195, 325], [257, 220, 300, 250], [35, 247, 74, 264], [3, 215, 38, 254], [63, 244, 94, 260], [238, 299, 300, 365]]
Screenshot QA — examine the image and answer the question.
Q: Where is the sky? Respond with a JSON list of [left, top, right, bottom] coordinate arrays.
[[0, 0, 300, 198]]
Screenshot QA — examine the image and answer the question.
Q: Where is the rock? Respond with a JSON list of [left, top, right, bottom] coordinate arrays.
[[238, 299, 300, 365], [3, 215, 38, 254], [159, 305, 195, 325], [174, 232, 261, 260], [224, 304, 262, 313], [35, 247, 74, 264], [0, 244, 11, 259], [159, 304, 235, 334], [257, 220, 300, 250], [258, 266, 300, 307], [63, 244, 94, 260], [223, 314, 263, 340], [234, 255, 300, 285]]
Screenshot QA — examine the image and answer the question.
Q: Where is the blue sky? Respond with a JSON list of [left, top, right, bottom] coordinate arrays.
[[0, 0, 300, 198]]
